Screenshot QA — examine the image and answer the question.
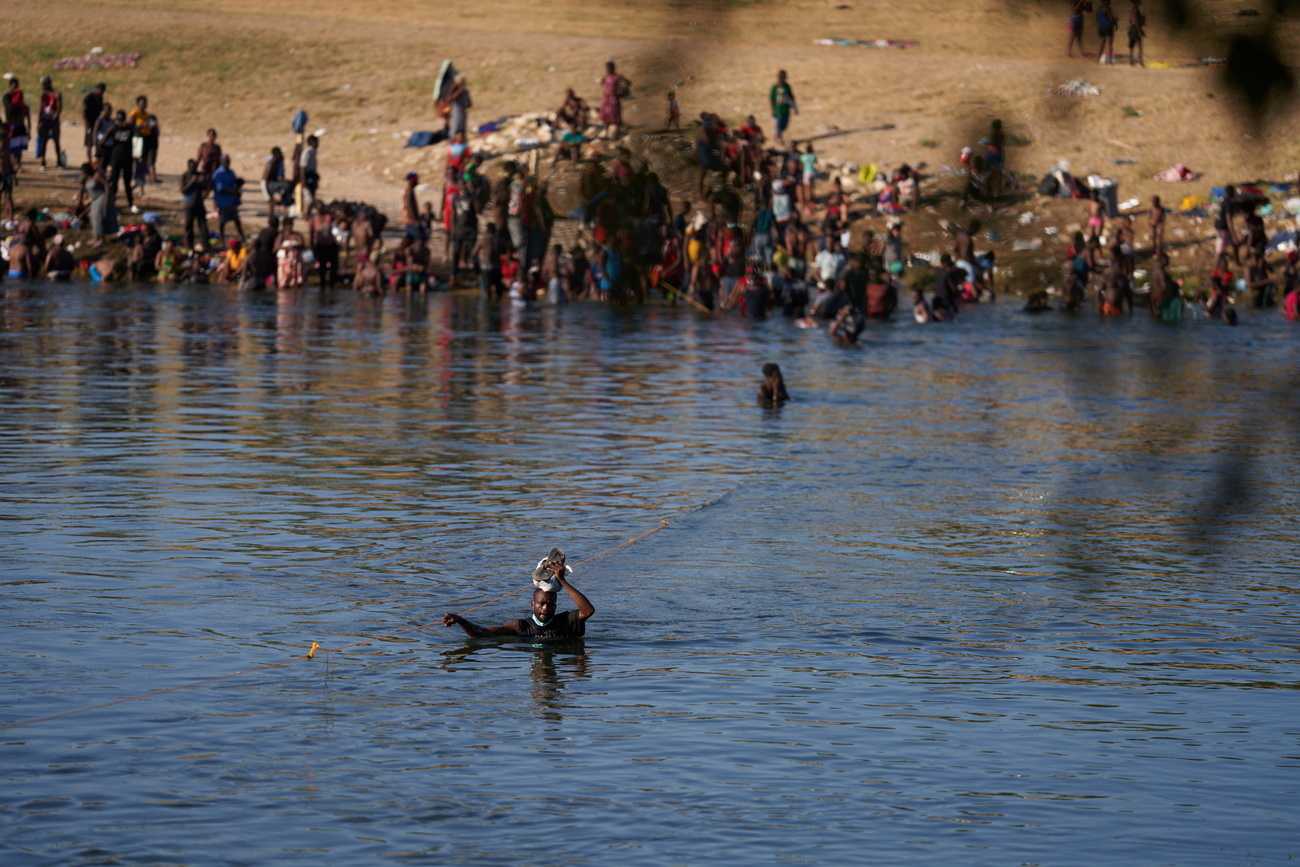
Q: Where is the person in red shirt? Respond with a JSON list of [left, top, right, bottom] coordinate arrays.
[[36, 76, 61, 170], [5, 78, 32, 172]]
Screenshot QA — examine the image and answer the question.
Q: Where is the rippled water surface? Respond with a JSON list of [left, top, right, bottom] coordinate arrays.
[[3, 285, 1299, 865]]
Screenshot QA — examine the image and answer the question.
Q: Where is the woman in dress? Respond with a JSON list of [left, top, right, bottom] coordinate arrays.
[[599, 61, 631, 140]]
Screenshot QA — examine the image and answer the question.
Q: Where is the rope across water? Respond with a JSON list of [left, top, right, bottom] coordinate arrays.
[[0, 518, 674, 733]]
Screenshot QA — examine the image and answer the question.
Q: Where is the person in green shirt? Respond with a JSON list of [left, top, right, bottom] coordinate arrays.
[[769, 70, 797, 145]]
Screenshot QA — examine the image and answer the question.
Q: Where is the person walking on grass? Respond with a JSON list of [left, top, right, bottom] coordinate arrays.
[[769, 69, 797, 146]]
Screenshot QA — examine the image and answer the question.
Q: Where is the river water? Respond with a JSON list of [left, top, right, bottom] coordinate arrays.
[[2, 284, 1298, 866]]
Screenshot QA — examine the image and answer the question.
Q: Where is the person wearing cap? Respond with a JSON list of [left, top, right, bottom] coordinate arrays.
[[402, 172, 426, 242], [35, 76, 61, 170], [215, 237, 247, 283], [82, 83, 105, 162], [212, 154, 244, 245], [442, 552, 594, 639]]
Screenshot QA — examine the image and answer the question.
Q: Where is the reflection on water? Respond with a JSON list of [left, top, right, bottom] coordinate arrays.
[[1, 285, 1299, 866]]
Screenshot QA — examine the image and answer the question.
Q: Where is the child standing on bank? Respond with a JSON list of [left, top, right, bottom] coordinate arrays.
[[664, 90, 681, 132]]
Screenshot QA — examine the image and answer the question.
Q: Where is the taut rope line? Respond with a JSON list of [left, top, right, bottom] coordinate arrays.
[[0, 518, 676, 733]]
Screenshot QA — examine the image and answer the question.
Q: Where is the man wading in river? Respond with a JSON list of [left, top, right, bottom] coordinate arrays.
[[443, 550, 594, 639]]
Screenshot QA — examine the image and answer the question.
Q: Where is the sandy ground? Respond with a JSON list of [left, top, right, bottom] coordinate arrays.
[[6, 0, 1300, 289]]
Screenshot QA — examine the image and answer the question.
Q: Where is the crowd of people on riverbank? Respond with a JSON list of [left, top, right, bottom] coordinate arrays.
[[5, 56, 1300, 327]]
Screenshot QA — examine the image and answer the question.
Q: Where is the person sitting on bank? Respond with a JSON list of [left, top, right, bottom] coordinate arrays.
[[442, 556, 594, 639]]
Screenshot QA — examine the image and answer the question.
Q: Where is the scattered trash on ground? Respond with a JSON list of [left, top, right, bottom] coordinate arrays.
[[814, 37, 918, 49], [53, 52, 142, 71], [1052, 79, 1101, 97]]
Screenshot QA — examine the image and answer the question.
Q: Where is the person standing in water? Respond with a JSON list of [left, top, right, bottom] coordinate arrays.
[[758, 363, 790, 403], [443, 555, 594, 639]]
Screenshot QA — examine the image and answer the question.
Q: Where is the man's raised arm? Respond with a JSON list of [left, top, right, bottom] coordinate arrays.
[[555, 570, 595, 621]]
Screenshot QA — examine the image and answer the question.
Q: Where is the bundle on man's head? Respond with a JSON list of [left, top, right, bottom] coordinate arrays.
[[531, 547, 572, 594]]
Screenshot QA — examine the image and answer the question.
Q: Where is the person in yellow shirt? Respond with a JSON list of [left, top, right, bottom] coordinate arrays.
[[215, 238, 248, 283], [126, 95, 159, 183]]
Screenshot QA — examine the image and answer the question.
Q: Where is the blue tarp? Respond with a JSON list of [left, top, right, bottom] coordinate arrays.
[[405, 130, 448, 149]]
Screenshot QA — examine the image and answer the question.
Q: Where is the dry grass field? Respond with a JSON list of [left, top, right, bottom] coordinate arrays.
[[6, 0, 1300, 285]]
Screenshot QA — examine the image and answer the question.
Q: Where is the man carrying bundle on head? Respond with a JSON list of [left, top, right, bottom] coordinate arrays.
[[443, 548, 595, 639]]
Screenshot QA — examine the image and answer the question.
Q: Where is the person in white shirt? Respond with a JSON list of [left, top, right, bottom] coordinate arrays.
[[814, 236, 847, 286]]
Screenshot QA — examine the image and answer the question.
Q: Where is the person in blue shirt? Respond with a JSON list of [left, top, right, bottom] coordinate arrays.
[[211, 155, 244, 245]]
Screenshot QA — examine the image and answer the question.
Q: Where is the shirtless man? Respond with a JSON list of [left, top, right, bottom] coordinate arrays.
[[6, 234, 38, 279], [353, 251, 383, 295], [402, 172, 426, 242], [1149, 195, 1166, 254], [353, 209, 377, 262], [443, 557, 594, 639]]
